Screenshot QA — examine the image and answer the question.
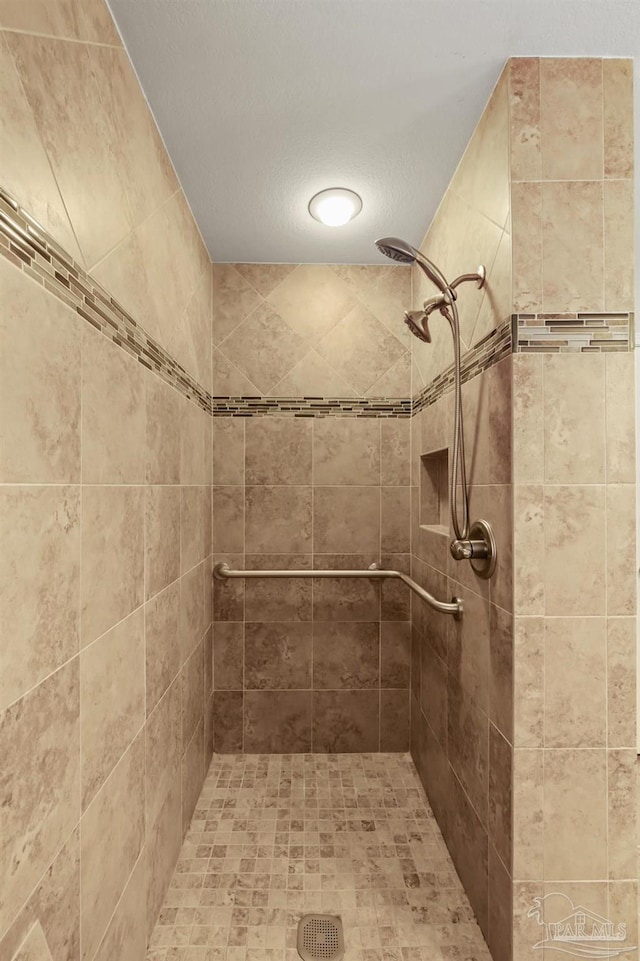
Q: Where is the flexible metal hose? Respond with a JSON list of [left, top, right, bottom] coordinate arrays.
[[442, 300, 469, 542]]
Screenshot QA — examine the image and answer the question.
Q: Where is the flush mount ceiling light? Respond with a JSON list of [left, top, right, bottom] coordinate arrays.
[[308, 187, 362, 226]]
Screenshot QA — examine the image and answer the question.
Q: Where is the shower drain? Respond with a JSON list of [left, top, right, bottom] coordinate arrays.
[[297, 914, 344, 960]]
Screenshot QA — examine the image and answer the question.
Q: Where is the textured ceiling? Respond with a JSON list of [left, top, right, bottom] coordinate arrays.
[[107, 0, 639, 265]]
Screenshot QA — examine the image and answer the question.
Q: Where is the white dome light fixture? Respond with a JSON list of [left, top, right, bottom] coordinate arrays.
[[308, 187, 362, 227]]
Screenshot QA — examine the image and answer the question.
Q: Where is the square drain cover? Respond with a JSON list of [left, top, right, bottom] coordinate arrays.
[[297, 914, 344, 960]]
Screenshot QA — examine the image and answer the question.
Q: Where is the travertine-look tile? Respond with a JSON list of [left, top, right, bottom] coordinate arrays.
[[211, 418, 244, 486], [145, 485, 180, 600], [0, 35, 82, 262], [0, 485, 80, 712], [381, 419, 411, 486], [268, 348, 356, 397], [245, 417, 312, 486], [379, 690, 410, 751], [606, 485, 636, 616], [244, 691, 312, 753], [509, 57, 541, 182], [512, 749, 543, 881], [9, 922, 54, 961], [145, 772, 182, 940], [180, 398, 208, 487], [604, 179, 634, 311], [543, 748, 607, 880], [181, 721, 205, 836], [316, 303, 407, 395], [267, 264, 356, 344], [145, 581, 180, 715], [544, 485, 605, 616], [0, 0, 121, 43], [145, 678, 181, 829], [213, 622, 243, 690], [540, 58, 603, 180], [81, 485, 144, 645], [544, 617, 606, 748], [488, 724, 512, 870], [447, 675, 489, 824], [211, 263, 263, 345], [514, 486, 544, 616], [313, 417, 380, 486], [312, 622, 379, 690], [179, 562, 207, 661], [181, 642, 204, 750], [514, 617, 544, 748], [211, 486, 244, 554], [603, 58, 634, 178], [605, 353, 636, 484], [6, 33, 130, 269], [0, 260, 81, 484], [608, 749, 637, 880], [233, 262, 296, 298], [542, 181, 604, 312], [93, 855, 145, 961], [380, 620, 411, 688], [244, 622, 311, 690], [245, 486, 311, 553], [313, 487, 380, 553], [543, 354, 605, 484], [80, 608, 145, 809], [512, 354, 544, 486], [488, 842, 512, 961], [244, 553, 312, 622], [217, 301, 307, 394], [312, 690, 379, 752], [607, 617, 637, 748], [145, 375, 181, 486], [511, 182, 542, 312], [0, 829, 79, 961], [381, 486, 411, 552], [180, 485, 211, 574], [0, 660, 80, 939], [80, 734, 145, 961], [489, 603, 513, 742]]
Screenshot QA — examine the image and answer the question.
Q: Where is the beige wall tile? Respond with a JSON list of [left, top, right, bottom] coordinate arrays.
[[181, 721, 205, 835], [447, 586, 490, 713], [544, 617, 606, 748], [513, 749, 543, 880], [245, 417, 312, 485], [608, 749, 637, 880], [145, 486, 180, 601], [268, 348, 356, 397], [0, 829, 79, 961], [145, 375, 182, 486], [0, 34, 82, 262], [181, 641, 204, 750], [212, 418, 245, 486], [0, 660, 80, 938], [462, 357, 512, 487], [180, 485, 211, 573], [313, 417, 379, 486], [514, 485, 544, 616], [267, 264, 356, 344], [514, 617, 544, 748], [313, 487, 380, 554], [509, 57, 541, 182], [9, 922, 54, 961], [489, 603, 513, 742], [381, 487, 411, 553], [0, 0, 121, 43], [245, 486, 311, 553], [513, 881, 544, 961], [145, 677, 181, 829], [145, 581, 180, 716], [244, 553, 312, 623], [179, 562, 207, 661], [540, 58, 603, 180], [80, 733, 144, 961], [93, 854, 145, 961], [217, 301, 307, 395], [81, 327, 145, 484], [381, 419, 410, 486], [80, 608, 145, 809], [330, 264, 411, 335], [180, 398, 207, 487], [542, 181, 604, 313], [471, 226, 511, 347], [544, 485, 605, 616], [605, 353, 636, 484], [544, 748, 607, 880], [607, 617, 637, 749], [0, 486, 80, 712], [233, 262, 296, 298], [604, 179, 634, 311], [81, 485, 144, 645], [145, 772, 182, 939], [246, 622, 312, 690], [316, 304, 406, 395], [0, 261, 81, 484], [609, 881, 639, 957], [513, 354, 544, 486], [606, 485, 636, 616], [603, 59, 634, 178], [543, 354, 605, 484], [6, 34, 130, 269], [488, 723, 512, 870], [212, 263, 263, 345], [511, 182, 542, 312]]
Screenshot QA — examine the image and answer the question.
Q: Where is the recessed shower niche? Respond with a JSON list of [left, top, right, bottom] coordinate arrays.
[[420, 447, 449, 533]]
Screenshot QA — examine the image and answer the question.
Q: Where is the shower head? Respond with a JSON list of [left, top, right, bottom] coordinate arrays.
[[375, 236, 450, 293], [404, 310, 431, 343]]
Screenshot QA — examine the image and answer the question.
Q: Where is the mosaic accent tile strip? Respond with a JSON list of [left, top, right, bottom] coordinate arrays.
[[412, 318, 512, 415], [0, 185, 213, 413], [212, 397, 412, 418], [146, 752, 492, 961], [513, 312, 634, 353]]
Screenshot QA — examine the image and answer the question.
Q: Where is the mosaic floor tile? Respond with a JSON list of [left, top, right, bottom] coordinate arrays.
[[147, 753, 491, 961]]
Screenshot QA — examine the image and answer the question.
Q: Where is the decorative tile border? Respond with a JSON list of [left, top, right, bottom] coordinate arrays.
[[212, 396, 412, 417], [513, 312, 634, 352], [0, 186, 212, 414], [412, 319, 512, 414]]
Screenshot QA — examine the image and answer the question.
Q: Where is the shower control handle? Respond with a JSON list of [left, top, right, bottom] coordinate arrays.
[[450, 538, 488, 561]]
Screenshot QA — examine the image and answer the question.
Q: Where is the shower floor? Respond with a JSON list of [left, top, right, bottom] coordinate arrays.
[[146, 753, 491, 961]]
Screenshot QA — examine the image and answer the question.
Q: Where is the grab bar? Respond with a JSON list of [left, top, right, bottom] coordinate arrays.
[[213, 561, 463, 620]]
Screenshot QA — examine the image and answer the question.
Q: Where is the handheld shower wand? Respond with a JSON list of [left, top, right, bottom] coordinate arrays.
[[375, 237, 496, 579]]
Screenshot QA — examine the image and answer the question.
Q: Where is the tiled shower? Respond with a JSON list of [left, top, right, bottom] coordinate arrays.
[[0, 3, 637, 961]]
